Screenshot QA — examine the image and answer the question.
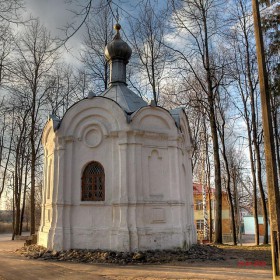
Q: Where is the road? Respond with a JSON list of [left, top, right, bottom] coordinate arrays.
[[0, 234, 272, 280]]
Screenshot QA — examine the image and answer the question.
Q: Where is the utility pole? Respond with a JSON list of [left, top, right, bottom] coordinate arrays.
[[251, 1, 280, 279]]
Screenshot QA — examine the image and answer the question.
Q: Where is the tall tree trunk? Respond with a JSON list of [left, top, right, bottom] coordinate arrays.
[[271, 98, 280, 179], [246, 57, 267, 244], [256, 136, 269, 244], [205, 131, 213, 243], [209, 102, 222, 244], [218, 119, 237, 245], [14, 113, 27, 236], [30, 131, 36, 235], [240, 91, 259, 245], [14, 140, 21, 236], [246, 28, 268, 242], [226, 170, 237, 245], [12, 175, 15, 241], [30, 87, 37, 235], [20, 159, 28, 235], [202, 8, 222, 244], [232, 166, 241, 244], [0, 112, 14, 200], [243, 27, 260, 245]]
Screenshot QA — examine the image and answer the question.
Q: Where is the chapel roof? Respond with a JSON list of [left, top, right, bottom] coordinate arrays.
[[102, 83, 147, 113], [47, 23, 185, 130]]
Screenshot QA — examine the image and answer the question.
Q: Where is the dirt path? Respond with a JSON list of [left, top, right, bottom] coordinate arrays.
[[0, 236, 272, 280]]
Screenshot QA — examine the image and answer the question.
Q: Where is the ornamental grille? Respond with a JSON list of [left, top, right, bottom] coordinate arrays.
[[81, 161, 105, 201]]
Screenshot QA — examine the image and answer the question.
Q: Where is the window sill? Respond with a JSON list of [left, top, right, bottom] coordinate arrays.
[[79, 201, 106, 206]]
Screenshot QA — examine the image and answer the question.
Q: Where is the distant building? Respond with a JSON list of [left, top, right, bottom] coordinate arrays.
[[243, 216, 270, 236], [193, 182, 231, 241]]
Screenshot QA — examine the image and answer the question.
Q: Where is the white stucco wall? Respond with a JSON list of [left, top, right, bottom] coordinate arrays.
[[38, 97, 196, 251]]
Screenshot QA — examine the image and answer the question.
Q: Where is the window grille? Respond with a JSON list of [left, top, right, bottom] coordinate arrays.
[[81, 161, 105, 201]]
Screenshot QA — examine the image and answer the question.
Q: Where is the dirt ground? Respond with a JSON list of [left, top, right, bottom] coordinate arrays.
[[0, 234, 273, 280], [217, 244, 271, 266]]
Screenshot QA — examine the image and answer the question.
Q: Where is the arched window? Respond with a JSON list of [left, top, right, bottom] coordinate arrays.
[[81, 161, 105, 201]]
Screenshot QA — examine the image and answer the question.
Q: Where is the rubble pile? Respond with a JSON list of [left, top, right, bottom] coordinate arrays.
[[16, 244, 226, 264]]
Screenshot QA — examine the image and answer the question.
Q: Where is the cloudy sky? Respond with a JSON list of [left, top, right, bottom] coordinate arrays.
[[23, 0, 86, 63], [23, 1, 144, 36], [22, 0, 146, 65], [24, 0, 73, 33]]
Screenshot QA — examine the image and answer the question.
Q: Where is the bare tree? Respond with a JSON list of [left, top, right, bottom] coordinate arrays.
[[0, 25, 15, 86], [12, 107, 29, 237], [80, 1, 114, 94], [262, 2, 280, 179], [170, 0, 230, 244], [45, 63, 86, 117], [229, 0, 270, 244], [216, 95, 237, 245], [0, 0, 25, 25], [128, 0, 168, 104], [11, 19, 60, 234], [0, 103, 14, 201]]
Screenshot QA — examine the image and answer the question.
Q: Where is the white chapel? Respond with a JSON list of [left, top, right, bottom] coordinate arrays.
[[38, 24, 196, 252]]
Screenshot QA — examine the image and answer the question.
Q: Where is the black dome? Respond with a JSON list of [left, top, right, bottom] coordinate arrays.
[[104, 24, 132, 63]]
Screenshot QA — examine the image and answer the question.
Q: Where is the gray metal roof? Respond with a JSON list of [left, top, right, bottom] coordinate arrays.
[[102, 83, 147, 113], [169, 108, 182, 127]]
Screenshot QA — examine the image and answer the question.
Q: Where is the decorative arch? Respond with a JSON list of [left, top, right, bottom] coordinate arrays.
[[59, 97, 128, 136], [81, 161, 105, 201], [130, 106, 178, 135]]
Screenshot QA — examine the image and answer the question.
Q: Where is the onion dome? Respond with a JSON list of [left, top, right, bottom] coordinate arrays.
[[102, 23, 147, 113], [105, 23, 132, 63]]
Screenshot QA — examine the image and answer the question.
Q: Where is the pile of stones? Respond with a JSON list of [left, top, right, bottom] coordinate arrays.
[[16, 244, 225, 265]]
